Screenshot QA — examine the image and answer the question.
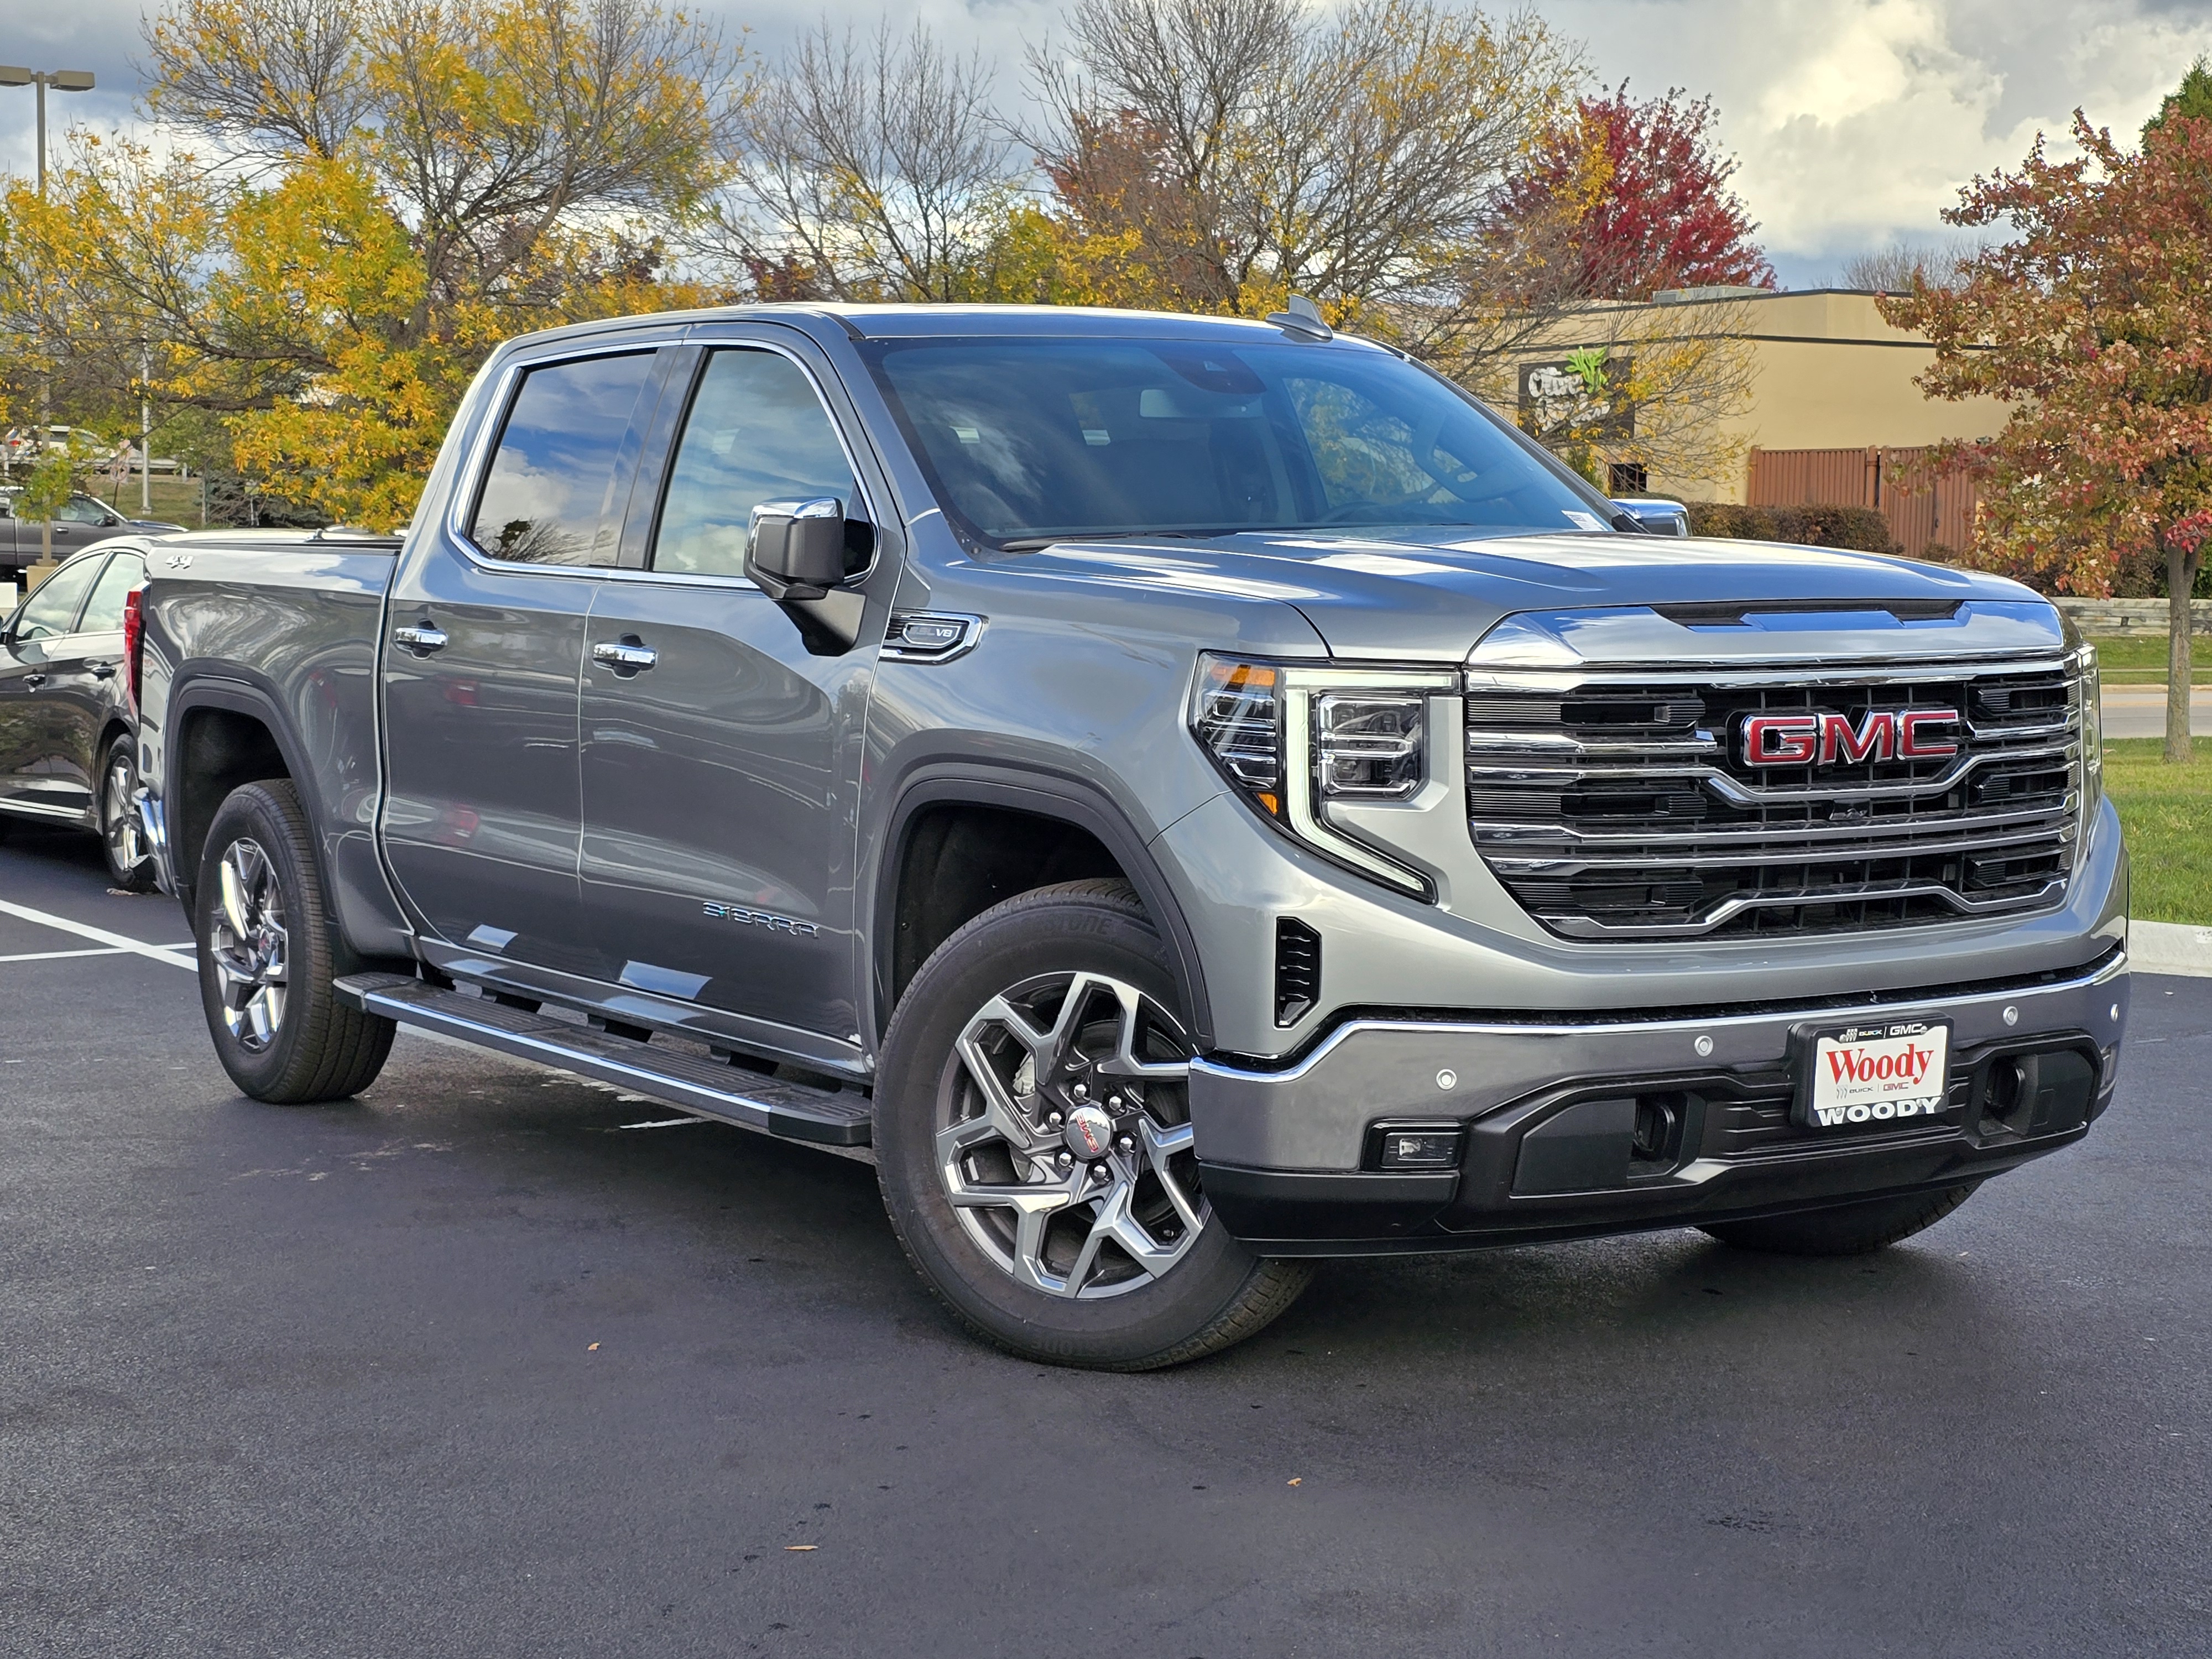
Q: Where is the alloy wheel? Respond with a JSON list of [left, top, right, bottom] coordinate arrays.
[[208, 837, 289, 1052], [102, 748, 145, 874], [935, 971, 1206, 1300]]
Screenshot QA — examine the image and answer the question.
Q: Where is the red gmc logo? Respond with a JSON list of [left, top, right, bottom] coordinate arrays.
[[1740, 708, 1960, 766]]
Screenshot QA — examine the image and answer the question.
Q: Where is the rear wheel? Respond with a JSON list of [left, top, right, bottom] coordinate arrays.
[[195, 780, 394, 1103], [1699, 1183, 1981, 1256], [98, 734, 156, 891], [874, 879, 1310, 1370]]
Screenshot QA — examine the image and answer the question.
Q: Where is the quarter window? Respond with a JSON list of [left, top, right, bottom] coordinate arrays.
[[653, 349, 859, 580], [470, 352, 659, 566]]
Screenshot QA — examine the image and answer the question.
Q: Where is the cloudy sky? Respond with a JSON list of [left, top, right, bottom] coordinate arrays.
[[7, 0, 2209, 285]]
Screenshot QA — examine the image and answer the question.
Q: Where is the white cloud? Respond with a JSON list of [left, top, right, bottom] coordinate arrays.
[[8, 0, 2210, 281]]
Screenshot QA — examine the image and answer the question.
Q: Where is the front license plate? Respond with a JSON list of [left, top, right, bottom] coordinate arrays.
[[1797, 1019, 1952, 1129]]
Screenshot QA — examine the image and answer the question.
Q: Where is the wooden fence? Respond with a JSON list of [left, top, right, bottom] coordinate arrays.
[[1747, 447, 1980, 558]]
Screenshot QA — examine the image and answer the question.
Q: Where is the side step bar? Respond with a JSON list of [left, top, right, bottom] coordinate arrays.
[[334, 972, 873, 1147]]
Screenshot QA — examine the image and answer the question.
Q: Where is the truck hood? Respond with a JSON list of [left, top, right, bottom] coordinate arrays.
[[1006, 529, 2048, 660]]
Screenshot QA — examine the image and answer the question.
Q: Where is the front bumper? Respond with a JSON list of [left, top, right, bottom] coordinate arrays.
[[1192, 950, 2129, 1254]]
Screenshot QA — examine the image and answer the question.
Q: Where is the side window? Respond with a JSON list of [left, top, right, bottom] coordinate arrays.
[[652, 349, 858, 580], [13, 556, 103, 643], [58, 494, 112, 525], [469, 352, 659, 566], [77, 552, 146, 634]]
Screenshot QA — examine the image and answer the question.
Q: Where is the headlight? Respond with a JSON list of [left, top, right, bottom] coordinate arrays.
[[1192, 655, 1455, 895], [2073, 641, 2103, 815]]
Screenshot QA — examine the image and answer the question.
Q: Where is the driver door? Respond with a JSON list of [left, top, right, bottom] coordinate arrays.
[[577, 338, 889, 1046], [0, 552, 103, 815]]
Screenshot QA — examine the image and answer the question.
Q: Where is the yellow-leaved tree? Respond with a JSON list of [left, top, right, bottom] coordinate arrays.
[[0, 0, 748, 529]]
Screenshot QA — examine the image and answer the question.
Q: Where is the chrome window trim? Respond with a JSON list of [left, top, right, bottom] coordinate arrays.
[[444, 336, 677, 577], [440, 331, 888, 593]]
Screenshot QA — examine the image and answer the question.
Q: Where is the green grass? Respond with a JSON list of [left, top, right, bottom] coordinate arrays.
[[2089, 634, 2212, 684], [2104, 738, 2212, 923], [75, 474, 208, 527]]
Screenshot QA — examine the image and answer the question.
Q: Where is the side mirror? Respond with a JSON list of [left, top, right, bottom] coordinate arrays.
[[1611, 497, 1691, 537], [746, 497, 849, 601]]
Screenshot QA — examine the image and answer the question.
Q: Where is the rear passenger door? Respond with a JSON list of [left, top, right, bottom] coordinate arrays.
[[379, 343, 679, 976], [576, 336, 890, 1050]]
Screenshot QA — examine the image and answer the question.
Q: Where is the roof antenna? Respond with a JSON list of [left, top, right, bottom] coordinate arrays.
[[1266, 294, 1333, 341]]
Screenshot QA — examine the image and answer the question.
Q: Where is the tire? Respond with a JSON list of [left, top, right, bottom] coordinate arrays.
[[97, 733, 158, 891], [874, 879, 1311, 1370], [1699, 1182, 1981, 1256], [194, 779, 394, 1103]]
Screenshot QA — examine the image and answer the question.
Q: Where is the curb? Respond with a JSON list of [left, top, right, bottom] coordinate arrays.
[[2132, 920, 2212, 979]]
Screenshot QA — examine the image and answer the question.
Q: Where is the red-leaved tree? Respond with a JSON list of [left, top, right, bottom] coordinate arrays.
[[1498, 84, 1775, 301], [1882, 108, 2211, 761]]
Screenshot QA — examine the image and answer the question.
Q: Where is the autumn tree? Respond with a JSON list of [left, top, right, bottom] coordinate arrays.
[[1029, 0, 1582, 334], [1884, 107, 2212, 761], [727, 23, 1018, 303], [0, 0, 745, 528], [1495, 84, 1773, 302]]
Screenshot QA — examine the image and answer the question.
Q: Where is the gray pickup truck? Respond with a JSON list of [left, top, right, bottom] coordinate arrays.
[[128, 304, 2130, 1369]]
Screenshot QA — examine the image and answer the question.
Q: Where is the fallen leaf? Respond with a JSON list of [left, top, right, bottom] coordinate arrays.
[[1287, 1478, 1301, 1486], [786, 1545, 818, 1552], [587, 1343, 599, 1352]]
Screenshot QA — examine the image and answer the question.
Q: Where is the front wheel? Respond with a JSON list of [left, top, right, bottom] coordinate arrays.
[[874, 880, 1311, 1370], [195, 779, 394, 1103], [98, 734, 157, 891]]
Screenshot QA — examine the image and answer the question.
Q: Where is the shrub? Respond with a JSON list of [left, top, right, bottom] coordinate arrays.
[[1684, 502, 1776, 540], [1683, 501, 1897, 553]]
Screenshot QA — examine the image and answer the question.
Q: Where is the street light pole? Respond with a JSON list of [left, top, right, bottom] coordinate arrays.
[[0, 67, 95, 197]]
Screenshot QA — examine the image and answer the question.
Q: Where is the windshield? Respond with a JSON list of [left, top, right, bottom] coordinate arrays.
[[860, 335, 1616, 547]]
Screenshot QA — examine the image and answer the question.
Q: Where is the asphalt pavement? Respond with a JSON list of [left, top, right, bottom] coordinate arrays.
[[2, 820, 2207, 1658]]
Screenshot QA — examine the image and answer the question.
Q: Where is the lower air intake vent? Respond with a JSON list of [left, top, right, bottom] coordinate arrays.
[[1275, 919, 1321, 1026]]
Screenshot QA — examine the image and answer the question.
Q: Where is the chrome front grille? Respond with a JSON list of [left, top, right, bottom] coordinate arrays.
[[1465, 658, 2083, 940]]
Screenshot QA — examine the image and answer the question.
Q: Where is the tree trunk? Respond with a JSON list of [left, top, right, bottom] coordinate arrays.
[[2168, 542, 2198, 764]]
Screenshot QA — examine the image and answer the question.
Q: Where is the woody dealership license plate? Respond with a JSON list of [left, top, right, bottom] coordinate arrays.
[[1797, 1019, 1951, 1129]]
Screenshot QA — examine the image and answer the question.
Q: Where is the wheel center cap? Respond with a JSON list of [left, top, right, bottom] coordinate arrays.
[[1063, 1104, 1115, 1160]]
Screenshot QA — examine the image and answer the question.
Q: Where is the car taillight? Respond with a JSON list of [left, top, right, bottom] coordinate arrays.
[[122, 586, 144, 709]]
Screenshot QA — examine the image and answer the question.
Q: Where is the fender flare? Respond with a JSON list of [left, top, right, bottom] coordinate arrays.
[[163, 672, 330, 902], [870, 764, 1215, 1051]]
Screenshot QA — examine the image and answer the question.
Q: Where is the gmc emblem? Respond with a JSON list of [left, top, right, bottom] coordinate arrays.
[[1740, 708, 1960, 766]]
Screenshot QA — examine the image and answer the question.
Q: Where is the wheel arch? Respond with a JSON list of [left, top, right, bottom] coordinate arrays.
[[165, 677, 313, 911], [871, 768, 1214, 1052]]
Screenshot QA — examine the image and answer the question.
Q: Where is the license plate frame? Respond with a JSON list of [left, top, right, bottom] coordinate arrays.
[[1791, 1016, 1953, 1130]]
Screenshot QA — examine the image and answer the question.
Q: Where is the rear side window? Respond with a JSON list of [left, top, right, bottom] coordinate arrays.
[[77, 552, 147, 633], [13, 555, 103, 642], [469, 352, 658, 566], [652, 349, 858, 580]]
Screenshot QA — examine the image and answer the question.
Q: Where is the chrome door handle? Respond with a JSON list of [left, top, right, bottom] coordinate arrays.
[[591, 639, 658, 672], [393, 624, 448, 655], [23, 672, 45, 690], [90, 661, 116, 679]]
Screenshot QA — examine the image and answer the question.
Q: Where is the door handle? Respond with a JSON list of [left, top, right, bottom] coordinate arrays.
[[90, 661, 116, 679], [23, 672, 45, 690], [592, 638, 658, 674], [393, 624, 448, 655]]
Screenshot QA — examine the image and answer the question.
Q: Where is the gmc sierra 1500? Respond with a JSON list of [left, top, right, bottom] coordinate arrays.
[[128, 304, 2128, 1369]]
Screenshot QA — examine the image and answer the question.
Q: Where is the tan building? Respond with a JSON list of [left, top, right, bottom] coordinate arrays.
[[1511, 287, 2010, 531]]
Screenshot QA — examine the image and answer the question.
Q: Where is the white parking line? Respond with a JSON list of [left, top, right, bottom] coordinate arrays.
[[0, 897, 197, 970], [0, 945, 194, 964]]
